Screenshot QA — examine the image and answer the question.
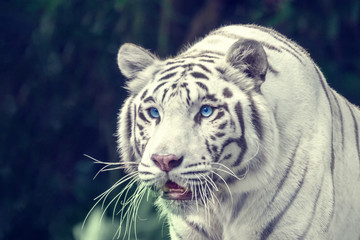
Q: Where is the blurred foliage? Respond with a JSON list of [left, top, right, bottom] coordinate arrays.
[[0, 0, 359, 239]]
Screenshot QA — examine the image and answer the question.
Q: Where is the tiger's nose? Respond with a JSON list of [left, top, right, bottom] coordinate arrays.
[[151, 154, 183, 172]]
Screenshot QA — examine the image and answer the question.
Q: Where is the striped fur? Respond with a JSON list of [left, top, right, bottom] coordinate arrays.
[[116, 25, 360, 239]]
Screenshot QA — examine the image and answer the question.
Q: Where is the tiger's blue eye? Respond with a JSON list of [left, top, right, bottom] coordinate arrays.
[[200, 105, 213, 117], [149, 107, 160, 118]]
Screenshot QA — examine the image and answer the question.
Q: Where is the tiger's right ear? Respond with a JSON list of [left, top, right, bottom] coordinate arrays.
[[117, 43, 157, 79], [117, 44, 158, 92]]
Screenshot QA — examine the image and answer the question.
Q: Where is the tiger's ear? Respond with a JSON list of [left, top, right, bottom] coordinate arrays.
[[117, 43, 157, 79], [226, 39, 268, 82], [117, 44, 159, 93]]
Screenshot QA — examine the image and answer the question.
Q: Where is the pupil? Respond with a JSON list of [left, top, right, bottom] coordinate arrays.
[[150, 108, 159, 118], [201, 105, 212, 117]]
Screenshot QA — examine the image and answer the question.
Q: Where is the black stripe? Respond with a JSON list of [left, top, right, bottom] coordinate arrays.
[[268, 64, 279, 75], [348, 102, 360, 164], [197, 63, 212, 73], [231, 194, 247, 221], [211, 111, 225, 122], [280, 46, 304, 64], [181, 170, 209, 175], [160, 65, 180, 75], [261, 41, 282, 53], [182, 63, 195, 70], [194, 112, 202, 125], [153, 82, 167, 93], [267, 137, 301, 206], [249, 95, 263, 139], [214, 103, 246, 168], [135, 140, 141, 156], [185, 220, 213, 240], [260, 163, 308, 240], [198, 54, 220, 59], [205, 139, 212, 155], [133, 104, 137, 142], [199, 59, 215, 63], [211, 145, 218, 153], [140, 89, 148, 100], [204, 94, 218, 102], [299, 173, 324, 239], [143, 96, 155, 103], [195, 81, 209, 92], [137, 123, 144, 130], [184, 87, 191, 106], [140, 162, 150, 167], [126, 97, 134, 140], [316, 66, 335, 175], [161, 88, 169, 103], [166, 60, 185, 65], [138, 108, 150, 123], [331, 91, 344, 148], [245, 25, 306, 65], [233, 102, 247, 166], [218, 121, 228, 129], [209, 29, 283, 54], [169, 219, 183, 240], [215, 132, 225, 138], [215, 67, 225, 75], [185, 162, 208, 168], [138, 171, 154, 175], [315, 66, 336, 231], [159, 72, 177, 81], [191, 71, 209, 80]]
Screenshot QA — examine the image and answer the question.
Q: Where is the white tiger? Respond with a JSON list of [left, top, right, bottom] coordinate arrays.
[[114, 24, 360, 239]]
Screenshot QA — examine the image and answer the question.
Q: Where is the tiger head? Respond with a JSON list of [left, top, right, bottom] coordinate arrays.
[[116, 39, 278, 216]]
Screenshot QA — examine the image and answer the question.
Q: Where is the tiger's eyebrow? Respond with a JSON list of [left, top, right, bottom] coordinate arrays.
[[202, 94, 218, 102], [143, 96, 155, 103]]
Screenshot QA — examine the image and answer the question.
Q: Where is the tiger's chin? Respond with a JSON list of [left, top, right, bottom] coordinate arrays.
[[162, 180, 193, 200], [154, 180, 204, 216]]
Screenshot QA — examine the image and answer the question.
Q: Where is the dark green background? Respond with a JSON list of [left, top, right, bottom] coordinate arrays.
[[1, 0, 359, 239]]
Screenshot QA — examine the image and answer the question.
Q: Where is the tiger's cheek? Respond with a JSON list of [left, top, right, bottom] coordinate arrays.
[[201, 111, 235, 160], [133, 112, 153, 158]]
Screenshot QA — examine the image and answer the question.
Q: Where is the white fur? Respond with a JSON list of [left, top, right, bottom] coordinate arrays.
[[116, 25, 360, 239]]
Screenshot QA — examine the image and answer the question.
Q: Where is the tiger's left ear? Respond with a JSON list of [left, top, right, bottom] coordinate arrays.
[[226, 39, 268, 83]]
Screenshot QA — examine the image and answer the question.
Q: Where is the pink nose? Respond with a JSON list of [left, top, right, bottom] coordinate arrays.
[[151, 154, 183, 172]]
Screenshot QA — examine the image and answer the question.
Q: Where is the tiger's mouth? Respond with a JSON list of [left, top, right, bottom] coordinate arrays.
[[162, 180, 192, 200]]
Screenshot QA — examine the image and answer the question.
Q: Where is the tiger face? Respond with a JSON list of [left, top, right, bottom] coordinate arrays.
[[117, 40, 278, 216]]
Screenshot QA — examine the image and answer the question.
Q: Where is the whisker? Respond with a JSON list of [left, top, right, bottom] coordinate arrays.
[[211, 170, 234, 204], [214, 167, 246, 181], [211, 162, 240, 178], [94, 172, 137, 201], [203, 174, 219, 191], [82, 170, 139, 233], [84, 154, 137, 166], [113, 176, 139, 222], [101, 174, 139, 225], [243, 140, 260, 164]]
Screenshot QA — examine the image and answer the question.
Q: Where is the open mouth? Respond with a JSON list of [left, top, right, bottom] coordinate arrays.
[[162, 180, 192, 200]]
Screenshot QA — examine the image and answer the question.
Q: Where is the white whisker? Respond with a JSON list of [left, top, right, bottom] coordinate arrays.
[[211, 170, 234, 204]]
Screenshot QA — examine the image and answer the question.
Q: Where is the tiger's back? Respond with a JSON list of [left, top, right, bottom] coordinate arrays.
[[116, 24, 360, 239]]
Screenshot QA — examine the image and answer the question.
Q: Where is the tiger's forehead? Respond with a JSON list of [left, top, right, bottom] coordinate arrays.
[[137, 62, 234, 109], [136, 51, 236, 107], [154, 56, 221, 83]]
